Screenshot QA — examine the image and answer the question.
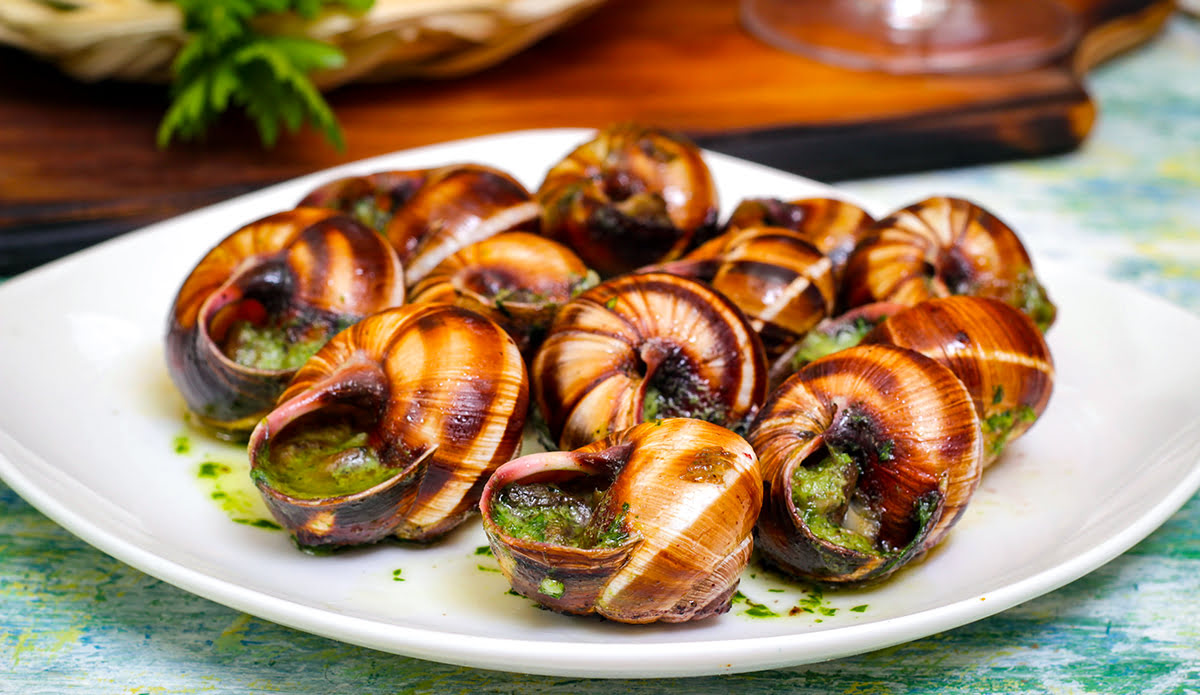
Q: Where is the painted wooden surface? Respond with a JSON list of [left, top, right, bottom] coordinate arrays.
[[2, 15, 1200, 695]]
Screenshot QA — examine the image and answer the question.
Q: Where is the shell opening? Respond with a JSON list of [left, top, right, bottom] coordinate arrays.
[[489, 469, 632, 550], [789, 316, 877, 371], [637, 341, 727, 425], [790, 446, 881, 556], [256, 405, 407, 501]]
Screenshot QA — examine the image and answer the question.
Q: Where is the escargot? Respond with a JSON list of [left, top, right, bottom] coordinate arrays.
[[481, 418, 762, 623], [652, 226, 837, 358], [862, 296, 1055, 465], [382, 163, 540, 287], [247, 303, 528, 547], [297, 169, 430, 233], [166, 208, 405, 438], [408, 232, 597, 356], [841, 196, 1056, 331], [537, 124, 718, 277], [748, 344, 983, 584], [724, 197, 876, 281], [533, 272, 767, 450]]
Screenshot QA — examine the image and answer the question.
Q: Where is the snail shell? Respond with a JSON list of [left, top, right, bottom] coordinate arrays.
[[748, 344, 983, 584], [656, 226, 837, 358], [724, 197, 876, 281], [166, 208, 405, 438], [841, 196, 1056, 331], [247, 303, 528, 547], [537, 124, 718, 277], [480, 418, 762, 623], [863, 296, 1055, 466], [533, 272, 767, 450], [408, 232, 596, 356], [383, 164, 540, 287], [297, 169, 431, 233]]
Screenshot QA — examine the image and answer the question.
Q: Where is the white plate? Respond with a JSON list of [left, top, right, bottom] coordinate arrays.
[[2, 130, 1199, 678]]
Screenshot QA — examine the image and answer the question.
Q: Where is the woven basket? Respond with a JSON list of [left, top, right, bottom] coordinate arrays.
[[0, 0, 604, 87]]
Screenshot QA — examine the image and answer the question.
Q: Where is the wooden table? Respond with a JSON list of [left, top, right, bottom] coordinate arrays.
[[0, 0, 1172, 275], [1, 13, 1199, 693]]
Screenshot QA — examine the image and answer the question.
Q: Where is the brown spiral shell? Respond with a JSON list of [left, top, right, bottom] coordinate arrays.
[[247, 303, 528, 547], [297, 169, 431, 233], [533, 272, 767, 450], [165, 208, 405, 438], [841, 196, 1056, 331], [383, 163, 540, 287], [748, 344, 983, 584], [537, 124, 719, 276], [863, 295, 1055, 466], [724, 197, 876, 281], [480, 418, 762, 623], [408, 231, 595, 356], [657, 226, 837, 358]]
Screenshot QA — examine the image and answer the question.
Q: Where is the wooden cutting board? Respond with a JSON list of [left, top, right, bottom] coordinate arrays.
[[0, 0, 1172, 274]]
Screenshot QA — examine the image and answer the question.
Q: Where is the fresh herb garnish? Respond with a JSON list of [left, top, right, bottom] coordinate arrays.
[[158, 0, 374, 150]]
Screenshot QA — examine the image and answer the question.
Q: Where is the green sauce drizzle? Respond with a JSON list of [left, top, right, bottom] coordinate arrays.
[[261, 423, 399, 500], [791, 450, 878, 555], [490, 483, 632, 549], [791, 317, 875, 369]]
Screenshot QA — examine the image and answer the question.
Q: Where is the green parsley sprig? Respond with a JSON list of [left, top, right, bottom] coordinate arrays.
[[157, 0, 374, 150]]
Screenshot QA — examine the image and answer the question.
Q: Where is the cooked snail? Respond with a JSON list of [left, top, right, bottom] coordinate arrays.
[[841, 196, 1056, 331], [247, 303, 528, 547], [653, 226, 837, 358], [166, 208, 405, 438], [537, 124, 718, 276], [748, 344, 983, 584], [724, 197, 876, 281], [408, 232, 596, 356], [383, 164, 540, 287], [533, 272, 767, 450], [481, 418, 762, 623], [862, 296, 1054, 466], [297, 169, 430, 233]]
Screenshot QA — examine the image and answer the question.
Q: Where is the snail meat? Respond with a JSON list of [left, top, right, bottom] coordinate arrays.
[[166, 208, 405, 438], [749, 344, 983, 584], [533, 272, 767, 450], [480, 418, 762, 623], [537, 124, 718, 277], [248, 303, 528, 547], [862, 296, 1055, 465], [841, 196, 1056, 331]]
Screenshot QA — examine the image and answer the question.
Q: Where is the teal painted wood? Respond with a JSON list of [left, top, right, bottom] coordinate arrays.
[[3, 16, 1200, 695]]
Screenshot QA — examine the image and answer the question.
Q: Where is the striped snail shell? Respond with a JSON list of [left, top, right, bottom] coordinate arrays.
[[841, 196, 1056, 331], [408, 231, 596, 357], [383, 164, 540, 287], [724, 197, 876, 281], [533, 272, 767, 450], [748, 344, 983, 584], [480, 418, 762, 623], [297, 169, 430, 233], [247, 303, 528, 547], [537, 124, 719, 277], [165, 208, 405, 438], [863, 296, 1055, 466], [656, 226, 837, 359]]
